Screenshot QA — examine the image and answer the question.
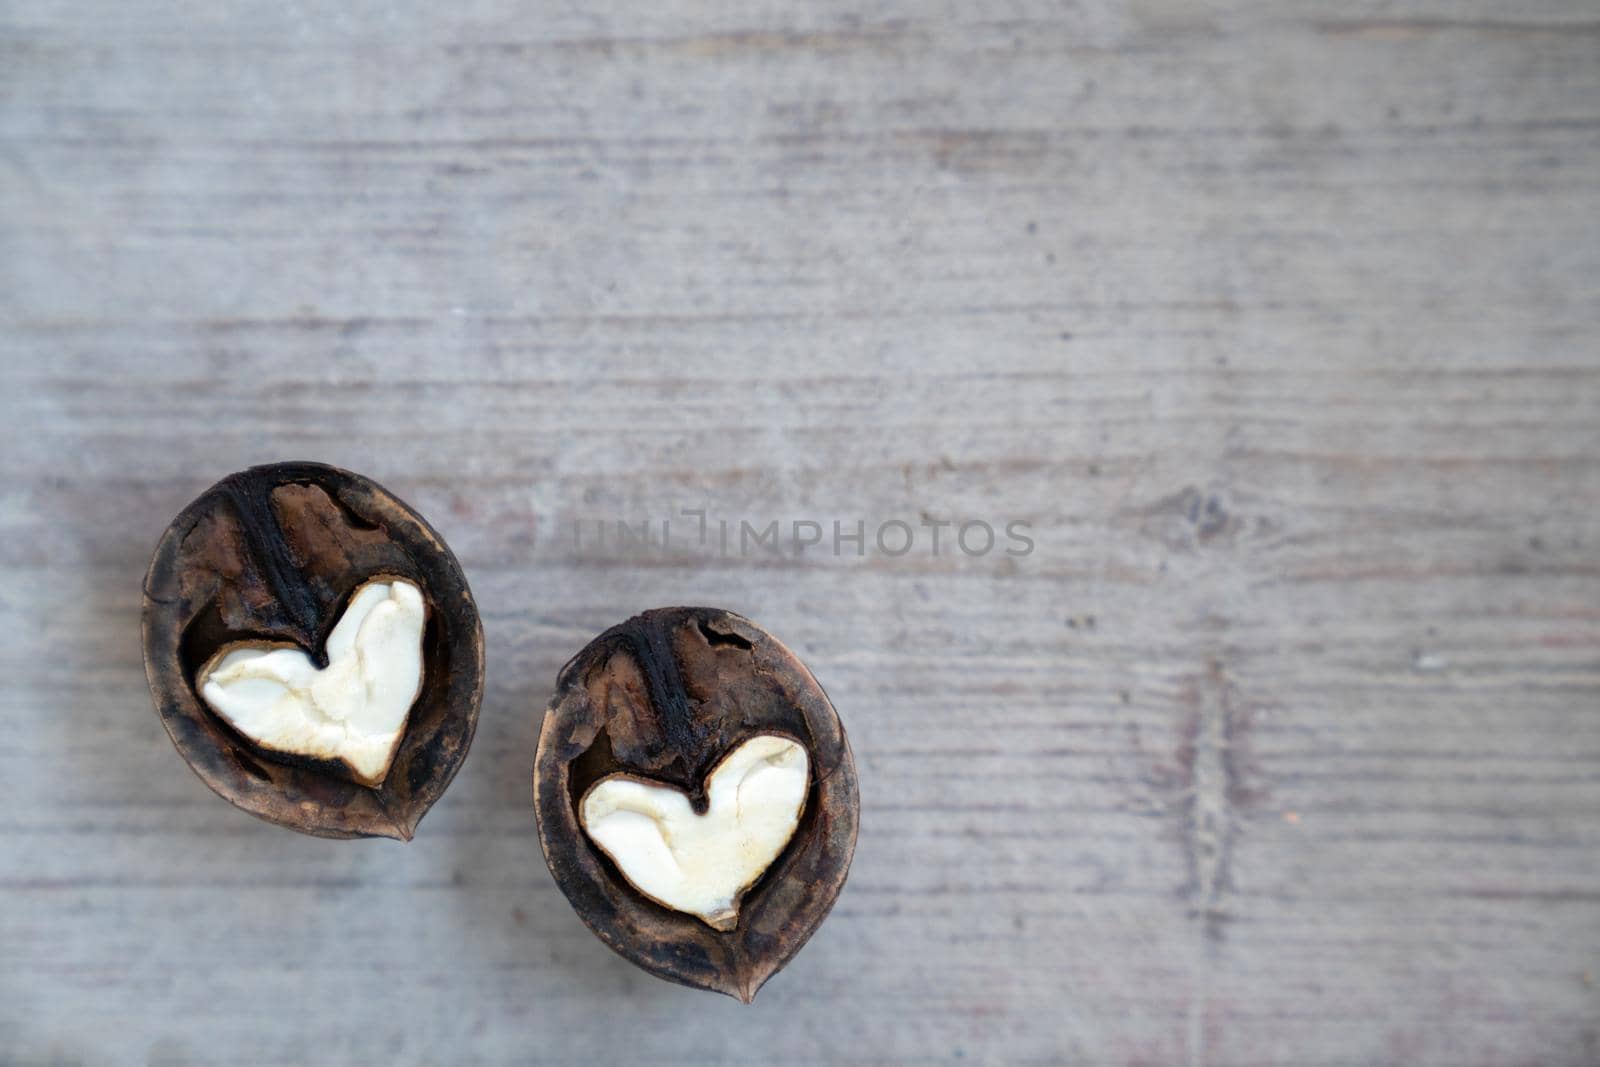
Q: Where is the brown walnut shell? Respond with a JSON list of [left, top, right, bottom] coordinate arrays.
[[534, 607, 859, 1002], [142, 462, 484, 840]]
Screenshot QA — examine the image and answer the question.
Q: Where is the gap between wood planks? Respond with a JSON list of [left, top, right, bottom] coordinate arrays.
[[1185, 656, 1237, 1067], [1146, 483, 1254, 1067]]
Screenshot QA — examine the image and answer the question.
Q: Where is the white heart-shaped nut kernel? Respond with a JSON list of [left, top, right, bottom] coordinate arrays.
[[580, 734, 809, 931], [195, 578, 426, 787]]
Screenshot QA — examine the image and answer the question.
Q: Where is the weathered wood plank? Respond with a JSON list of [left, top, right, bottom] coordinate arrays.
[[2, 1, 1598, 1064]]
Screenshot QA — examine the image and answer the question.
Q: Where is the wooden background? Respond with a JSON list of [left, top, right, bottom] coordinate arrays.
[[3, 1, 1598, 1064]]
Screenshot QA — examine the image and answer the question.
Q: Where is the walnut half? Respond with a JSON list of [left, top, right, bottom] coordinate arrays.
[[142, 462, 483, 839], [534, 607, 859, 1002]]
